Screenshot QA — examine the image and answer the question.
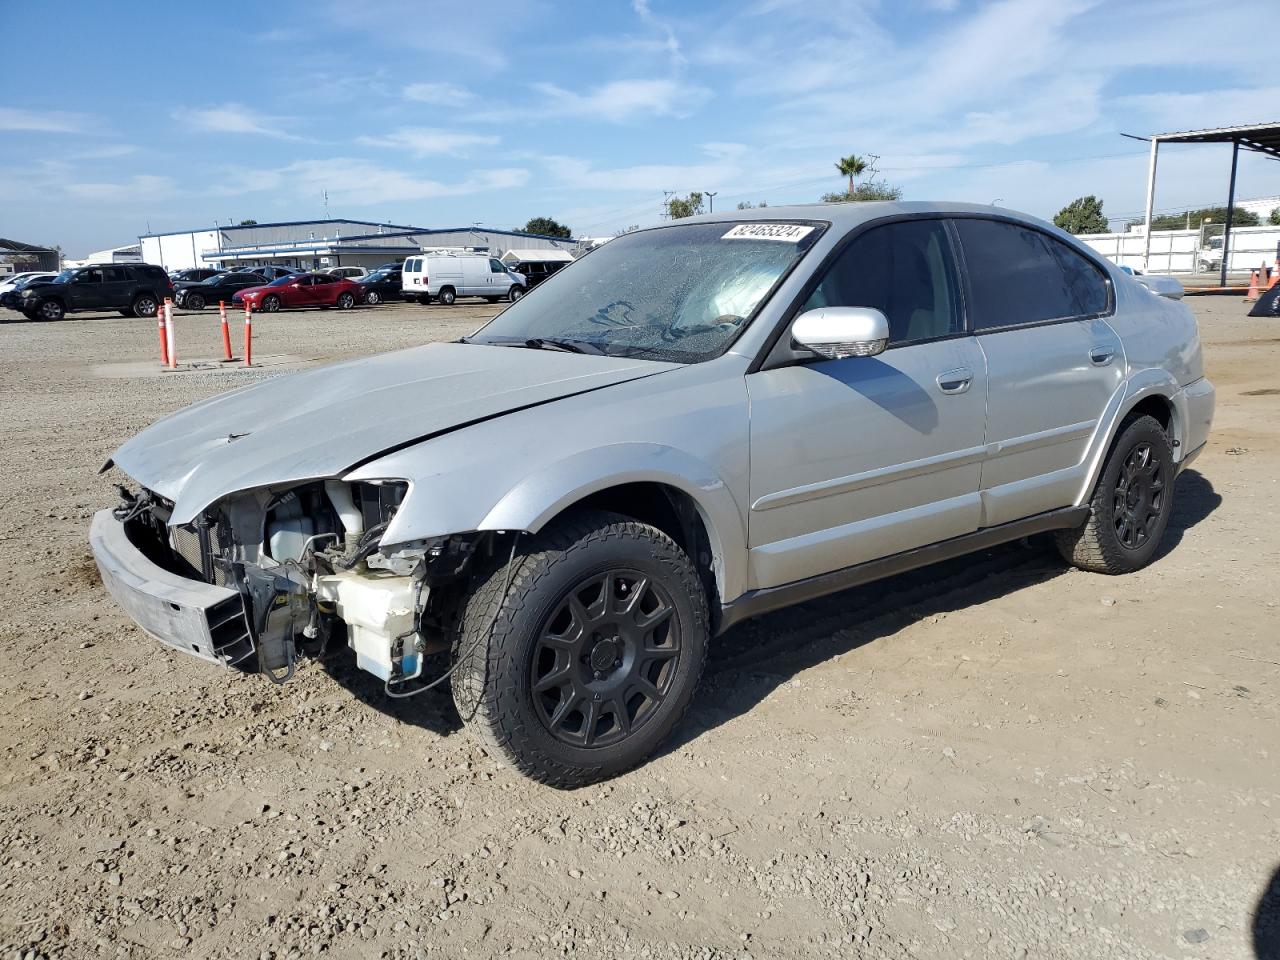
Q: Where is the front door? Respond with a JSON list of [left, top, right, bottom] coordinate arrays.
[[69, 267, 107, 309], [746, 218, 988, 590], [950, 217, 1124, 527]]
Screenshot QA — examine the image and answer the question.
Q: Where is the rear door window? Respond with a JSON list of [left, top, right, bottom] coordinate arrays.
[[953, 218, 1109, 329]]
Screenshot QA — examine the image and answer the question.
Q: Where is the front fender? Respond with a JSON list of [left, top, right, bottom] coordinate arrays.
[[478, 443, 749, 602]]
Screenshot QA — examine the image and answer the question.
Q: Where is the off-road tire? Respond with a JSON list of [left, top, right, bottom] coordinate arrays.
[[451, 510, 709, 788], [1055, 414, 1174, 574]]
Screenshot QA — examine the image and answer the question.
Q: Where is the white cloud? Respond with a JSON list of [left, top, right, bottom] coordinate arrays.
[[532, 78, 711, 123], [541, 154, 740, 193], [215, 159, 528, 205], [178, 103, 304, 140], [0, 108, 94, 134], [632, 0, 684, 67], [402, 82, 473, 104], [63, 175, 176, 203], [357, 127, 499, 157]]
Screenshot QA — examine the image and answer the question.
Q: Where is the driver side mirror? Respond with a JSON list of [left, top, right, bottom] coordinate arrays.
[[791, 307, 889, 359]]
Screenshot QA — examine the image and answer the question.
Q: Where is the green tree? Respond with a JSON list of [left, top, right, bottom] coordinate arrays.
[[821, 181, 902, 203], [835, 154, 870, 195], [666, 192, 704, 219], [521, 217, 573, 238], [1149, 206, 1259, 231], [1053, 195, 1109, 235], [239, 219, 258, 225], [1269, 207, 1280, 226], [736, 200, 768, 209]]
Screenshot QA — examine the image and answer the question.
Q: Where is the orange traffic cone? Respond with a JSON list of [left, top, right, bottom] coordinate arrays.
[[1246, 269, 1261, 300]]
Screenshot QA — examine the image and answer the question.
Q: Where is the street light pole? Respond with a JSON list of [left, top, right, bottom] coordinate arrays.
[[705, 191, 717, 214]]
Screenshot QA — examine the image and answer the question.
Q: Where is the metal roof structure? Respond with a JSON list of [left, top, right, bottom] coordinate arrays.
[[1150, 121, 1280, 158], [1136, 121, 1280, 282]]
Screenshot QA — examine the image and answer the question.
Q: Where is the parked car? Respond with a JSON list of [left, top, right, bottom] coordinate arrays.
[[0, 271, 53, 297], [170, 268, 225, 284], [17, 263, 172, 321], [91, 203, 1215, 786], [173, 273, 269, 310], [401, 253, 526, 305], [0, 272, 58, 309], [354, 268, 403, 305], [231, 272, 362, 312], [322, 266, 368, 280], [230, 265, 300, 281], [501, 250, 574, 289]]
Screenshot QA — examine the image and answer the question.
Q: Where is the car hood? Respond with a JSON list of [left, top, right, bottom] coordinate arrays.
[[109, 341, 680, 525]]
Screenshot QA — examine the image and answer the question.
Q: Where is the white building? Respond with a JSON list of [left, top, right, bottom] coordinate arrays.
[[139, 219, 577, 273]]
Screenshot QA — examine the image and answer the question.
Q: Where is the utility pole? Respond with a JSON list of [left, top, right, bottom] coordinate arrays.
[[705, 191, 717, 213], [662, 191, 676, 221], [323, 191, 330, 219]]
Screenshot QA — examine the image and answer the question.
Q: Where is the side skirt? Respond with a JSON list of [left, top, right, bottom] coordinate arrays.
[[716, 506, 1089, 635]]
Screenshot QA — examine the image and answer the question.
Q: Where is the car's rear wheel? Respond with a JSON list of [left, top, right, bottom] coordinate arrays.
[[1055, 414, 1174, 574], [131, 295, 157, 319], [38, 300, 65, 322], [508, 286, 525, 302], [262, 295, 281, 313], [185, 293, 206, 310], [439, 287, 456, 305], [336, 292, 355, 310], [451, 510, 709, 788], [365, 290, 381, 305]]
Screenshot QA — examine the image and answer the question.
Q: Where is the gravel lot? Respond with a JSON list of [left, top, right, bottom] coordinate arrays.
[[0, 296, 1276, 960]]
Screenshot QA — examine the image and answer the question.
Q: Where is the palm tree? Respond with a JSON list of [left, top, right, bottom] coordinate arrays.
[[835, 154, 870, 195]]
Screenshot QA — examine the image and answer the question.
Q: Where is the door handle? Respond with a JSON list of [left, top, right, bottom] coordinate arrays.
[[936, 367, 973, 394], [1090, 346, 1115, 365]]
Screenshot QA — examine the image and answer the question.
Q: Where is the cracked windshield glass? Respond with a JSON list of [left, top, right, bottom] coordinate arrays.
[[468, 220, 825, 362]]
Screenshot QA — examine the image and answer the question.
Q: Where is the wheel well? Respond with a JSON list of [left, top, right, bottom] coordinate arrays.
[[555, 482, 721, 623], [1126, 394, 1174, 436]]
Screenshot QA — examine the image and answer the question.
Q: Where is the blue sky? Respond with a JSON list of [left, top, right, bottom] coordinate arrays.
[[3, 0, 1278, 256]]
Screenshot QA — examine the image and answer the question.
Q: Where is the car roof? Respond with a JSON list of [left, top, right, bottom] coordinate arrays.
[[648, 200, 1049, 233]]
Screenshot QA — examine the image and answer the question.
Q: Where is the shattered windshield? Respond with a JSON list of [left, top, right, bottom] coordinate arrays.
[[467, 220, 824, 363]]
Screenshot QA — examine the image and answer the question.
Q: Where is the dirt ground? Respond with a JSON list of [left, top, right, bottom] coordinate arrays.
[[0, 295, 1275, 960]]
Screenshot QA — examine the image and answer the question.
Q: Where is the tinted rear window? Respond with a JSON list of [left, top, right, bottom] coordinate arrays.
[[954, 219, 1109, 329]]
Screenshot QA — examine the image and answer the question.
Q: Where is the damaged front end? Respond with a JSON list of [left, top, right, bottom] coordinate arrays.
[[93, 479, 484, 689]]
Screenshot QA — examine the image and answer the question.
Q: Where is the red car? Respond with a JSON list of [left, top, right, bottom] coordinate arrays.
[[231, 273, 363, 313]]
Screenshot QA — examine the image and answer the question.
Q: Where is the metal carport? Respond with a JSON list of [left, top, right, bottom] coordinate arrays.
[[1136, 122, 1280, 283]]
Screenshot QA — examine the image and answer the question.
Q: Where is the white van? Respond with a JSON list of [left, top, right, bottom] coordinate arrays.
[[400, 253, 527, 305]]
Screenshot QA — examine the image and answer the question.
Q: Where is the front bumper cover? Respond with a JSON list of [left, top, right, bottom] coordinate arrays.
[[89, 509, 253, 667]]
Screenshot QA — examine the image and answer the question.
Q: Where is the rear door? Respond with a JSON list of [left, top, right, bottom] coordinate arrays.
[[311, 274, 340, 305], [746, 217, 989, 589], [102, 266, 134, 308], [951, 217, 1121, 527]]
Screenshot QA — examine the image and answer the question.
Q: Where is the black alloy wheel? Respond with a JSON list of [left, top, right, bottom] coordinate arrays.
[[336, 291, 355, 310], [262, 295, 281, 313], [185, 292, 206, 310], [531, 569, 682, 749], [1113, 441, 1165, 550], [39, 300, 65, 322]]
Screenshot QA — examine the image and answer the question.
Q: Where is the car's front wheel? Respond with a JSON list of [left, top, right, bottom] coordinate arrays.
[[37, 299, 65, 322], [336, 291, 355, 310], [261, 295, 281, 313], [365, 290, 381, 305], [184, 293, 206, 310], [508, 285, 525, 302], [452, 510, 709, 788], [1056, 414, 1174, 574]]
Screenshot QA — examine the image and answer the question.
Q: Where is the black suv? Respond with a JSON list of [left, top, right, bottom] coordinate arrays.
[[17, 264, 174, 321]]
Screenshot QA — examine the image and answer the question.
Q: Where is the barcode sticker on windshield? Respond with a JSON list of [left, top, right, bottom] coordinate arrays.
[[722, 223, 814, 242]]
